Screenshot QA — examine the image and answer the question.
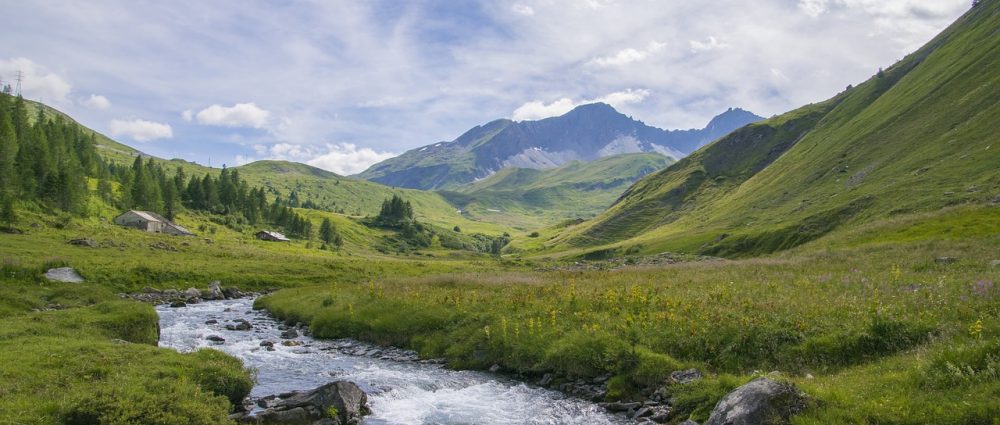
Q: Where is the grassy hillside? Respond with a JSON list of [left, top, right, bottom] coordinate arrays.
[[18, 99, 510, 236], [544, 1, 1000, 258], [440, 153, 671, 229]]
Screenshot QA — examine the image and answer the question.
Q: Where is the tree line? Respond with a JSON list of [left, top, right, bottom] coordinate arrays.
[[0, 93, 314, 239]]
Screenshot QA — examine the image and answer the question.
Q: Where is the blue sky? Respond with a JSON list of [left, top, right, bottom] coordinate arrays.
[[0, 0, 969, 174]]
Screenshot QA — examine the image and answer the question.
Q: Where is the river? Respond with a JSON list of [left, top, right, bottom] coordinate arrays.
[[157, 298, 627, 425]]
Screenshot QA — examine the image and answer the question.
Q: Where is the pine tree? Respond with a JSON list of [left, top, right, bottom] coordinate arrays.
[[319, 218, 336, 244], [0, 96, 17, 196]]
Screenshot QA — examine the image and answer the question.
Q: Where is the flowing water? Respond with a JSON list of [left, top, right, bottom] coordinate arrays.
[[157, 298, 627, 425]]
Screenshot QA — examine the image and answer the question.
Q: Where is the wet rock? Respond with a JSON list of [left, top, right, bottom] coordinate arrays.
[[206, 335, 226, 343], [670, 368, 703, 384], [44, 267, 85, 283], [539, 373, 554, 387], [489, 364, 501, 373], [606, 402, 642, 412], [280, 329, 299, 339], [260, 340, 275, 347], [679, 420, 699, 425], [223, 286, 243, 299], [705, 378, 805, 425], [184, 287, 202, 299], [282, 340, 302, 347], [204, 281, 224, 300], [259, 381, 370, 425], [227, 319, 253, 331], [68, 238, 98, 248], [205, 319, 218, 325], [169, 300, 187, 308]]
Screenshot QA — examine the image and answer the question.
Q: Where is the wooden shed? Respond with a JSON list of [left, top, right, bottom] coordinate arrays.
[[114, 210, 195, 236], [255, 230, 290, 242]]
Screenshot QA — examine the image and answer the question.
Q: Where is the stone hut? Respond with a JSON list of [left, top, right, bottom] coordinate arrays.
[[256, 230, 291, 242], [114, 210, 195, 236]]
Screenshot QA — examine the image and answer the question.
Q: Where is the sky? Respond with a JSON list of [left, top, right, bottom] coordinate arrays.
[[0, 0, 970, 175]]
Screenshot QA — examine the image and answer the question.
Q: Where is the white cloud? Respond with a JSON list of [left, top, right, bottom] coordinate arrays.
[[512, 4, 535, 16], [250, 142, 396, 175], [590, 41, 666, 67], [512, 98, 577, 121], [512, 89, 650, 121], [689, 36, 729, 53], [0, 57, 71, 103], [233, 154, 255, 166], [181, 109, 193, 122], [799, 0, 828, 17], [194, 102, 270, 128], [80, 94, 111, 110], [108, 118, 173, 142]]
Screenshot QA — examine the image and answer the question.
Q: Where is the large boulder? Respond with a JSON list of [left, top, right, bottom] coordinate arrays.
[[705, 378, 805, 425], [44, 267, 85, 283], [256, 381, 370, 425]]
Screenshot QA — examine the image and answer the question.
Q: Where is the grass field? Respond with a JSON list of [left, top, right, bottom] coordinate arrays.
[[259, 217, 1000, 423]]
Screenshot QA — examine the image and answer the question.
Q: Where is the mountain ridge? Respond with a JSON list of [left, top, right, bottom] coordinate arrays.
[[357, 104, 763, 190]]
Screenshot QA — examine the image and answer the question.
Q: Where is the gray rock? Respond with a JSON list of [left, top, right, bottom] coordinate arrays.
[[260, 340, 275, 347], [281, 329, 299, 339], [204, 281, 224, 300], [169, 300, 187, 308], [227, 319, 253, 331], [606, 402, 642, 412], [679, 421, 700, 425], [206, 335, 226, 343], [705, 378, 805, 425], [935, 257, 958, 265], [990, 260, 1000, 268], [44, 267, 85, 283], [184, 287, 202, 298], [670, 368, 703, 384], [257, 406, 312, 424], [267, 381, 369, 425], [539, 373, 554, 386], [68, 238, 98, 248], [488, 364, 501, 373]]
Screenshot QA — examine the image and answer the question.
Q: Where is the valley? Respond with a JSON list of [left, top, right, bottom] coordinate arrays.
[[0, 2, 998, 425]]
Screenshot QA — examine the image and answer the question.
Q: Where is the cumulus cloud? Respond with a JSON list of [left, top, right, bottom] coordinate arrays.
[[109, 118, 173, 142], [689, 36, 729, 53], [798, 0, 828, 17], [511, 4, 535, 16], [194, 103, 270, 128], [251, 142, 396, 175], [80, 94, 111, 110], [512, 88, 650, 121], [590, 41, 666, 67], [0, 57, 71, 103]]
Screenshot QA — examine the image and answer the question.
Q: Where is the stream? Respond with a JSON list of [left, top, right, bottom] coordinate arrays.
[[157, 298, 627, 424]]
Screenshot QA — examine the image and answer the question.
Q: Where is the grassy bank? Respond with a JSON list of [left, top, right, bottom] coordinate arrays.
[[0, 264, 253, 425], [258, 234, 999, 424]]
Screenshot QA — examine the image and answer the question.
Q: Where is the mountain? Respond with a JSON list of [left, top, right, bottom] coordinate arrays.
[[440, 152, 672, 229], [544, 1, 1000, 257], [357, 104, 762, 190]]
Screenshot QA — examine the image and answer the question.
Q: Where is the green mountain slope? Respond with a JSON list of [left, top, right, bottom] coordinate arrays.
[[17, 99, 509, 235], [441, 153, 672, 229], [547, 2, 1000, 257]]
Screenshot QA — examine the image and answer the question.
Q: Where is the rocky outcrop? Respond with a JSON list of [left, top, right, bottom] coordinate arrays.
[[250, 381, 370, 425], [123, 282, 251, 305], [44, 267, 85, 283], [705, 378, 805, 425]]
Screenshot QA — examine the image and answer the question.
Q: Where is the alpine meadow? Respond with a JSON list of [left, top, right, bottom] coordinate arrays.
[[0, 1, 997, 425]]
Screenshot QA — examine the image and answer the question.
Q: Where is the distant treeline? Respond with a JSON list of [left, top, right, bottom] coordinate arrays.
[[0, 93, 311, 238]]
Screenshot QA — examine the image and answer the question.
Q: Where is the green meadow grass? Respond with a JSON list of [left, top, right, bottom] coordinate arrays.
[[0, 271, 253, 425], [259, 232, 1000, 424]]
